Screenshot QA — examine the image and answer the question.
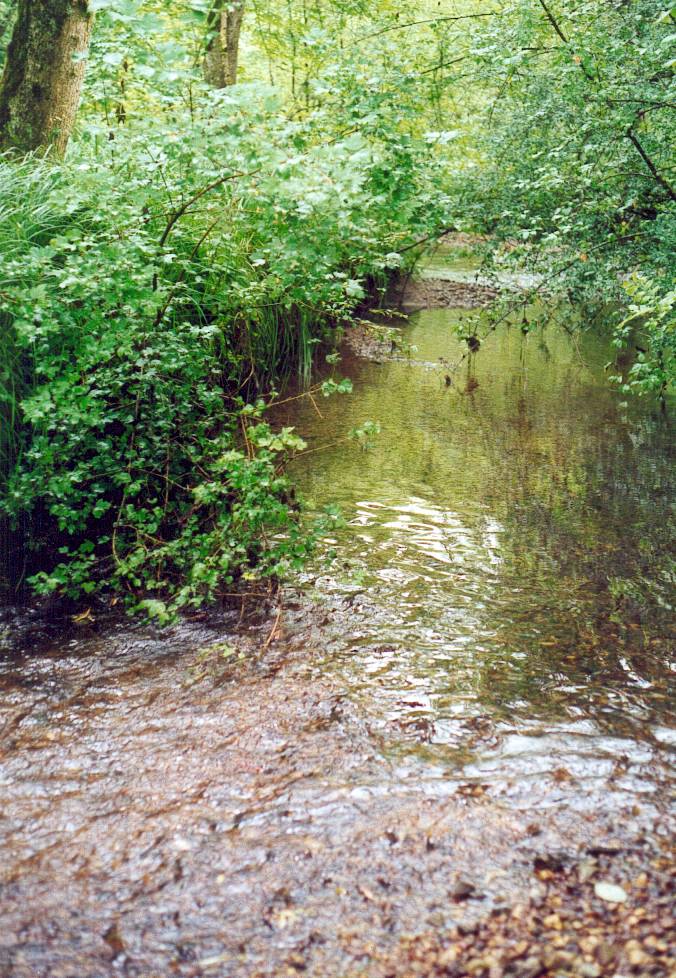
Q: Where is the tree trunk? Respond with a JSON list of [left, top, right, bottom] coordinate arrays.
[[203, 0, 244, 88], [0, 0, 92, 156]]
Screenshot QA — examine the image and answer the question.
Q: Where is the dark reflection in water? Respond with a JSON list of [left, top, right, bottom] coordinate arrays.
[[277, 308, 675, 807]]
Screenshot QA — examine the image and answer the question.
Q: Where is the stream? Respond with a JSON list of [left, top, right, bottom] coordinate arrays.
[[278, 301, 675, 812], [1, 272, 674, 978]]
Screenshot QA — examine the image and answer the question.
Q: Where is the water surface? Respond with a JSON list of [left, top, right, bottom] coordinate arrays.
[[278, 304, 675, 811]]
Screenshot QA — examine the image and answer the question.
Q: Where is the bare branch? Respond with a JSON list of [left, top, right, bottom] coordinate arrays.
[[358, 11, 502, 43], [625, 129, 676, 202]]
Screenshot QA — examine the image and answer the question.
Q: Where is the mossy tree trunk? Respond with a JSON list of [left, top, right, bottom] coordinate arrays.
[[204, 0, 244, 88], [0, 0, 92, 156]]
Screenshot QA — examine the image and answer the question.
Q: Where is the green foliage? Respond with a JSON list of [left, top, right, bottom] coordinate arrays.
[[610, 275, 675, 398], [0, 149, 318, 610], [0, 0, 14, 63], [0, 157, 73, 487], [3, 0, 672, 613], [0, 73, 441, 608], [349, 419, 381, 450], [449, 0, 676, 397]]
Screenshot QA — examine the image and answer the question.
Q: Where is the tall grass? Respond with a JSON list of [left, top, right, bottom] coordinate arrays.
[[0, 159, 72, 488]]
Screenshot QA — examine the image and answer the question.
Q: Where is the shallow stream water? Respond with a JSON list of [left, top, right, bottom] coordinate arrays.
[[277, 303, 675, 813], [1, 278, 674, 977]]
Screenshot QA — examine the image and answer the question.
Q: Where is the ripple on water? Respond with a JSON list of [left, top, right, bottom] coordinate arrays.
[[276, 307, 675, 808]]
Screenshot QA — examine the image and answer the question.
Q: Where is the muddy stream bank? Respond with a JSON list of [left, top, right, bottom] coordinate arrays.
[[1, 264, 674, 978]]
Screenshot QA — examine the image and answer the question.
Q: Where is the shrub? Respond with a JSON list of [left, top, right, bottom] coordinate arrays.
[[0, 86, 443, 612]]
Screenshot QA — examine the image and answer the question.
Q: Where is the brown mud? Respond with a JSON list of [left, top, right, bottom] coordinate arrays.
[[1, 277, 674, 978]]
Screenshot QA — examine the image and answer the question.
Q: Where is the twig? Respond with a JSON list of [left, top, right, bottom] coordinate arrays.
[[625, 129, 676, 202], [358, 12, 501, 43], [153, 213, 223, 328], [159, 168, 255, 247], [308, 391, 324, 419], [261, 605, 282, 652], [240, 414, 253, 459], [397, 225, 457, 254]]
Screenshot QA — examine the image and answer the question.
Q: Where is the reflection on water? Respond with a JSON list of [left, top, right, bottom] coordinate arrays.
[[278, 307, 675, 809]]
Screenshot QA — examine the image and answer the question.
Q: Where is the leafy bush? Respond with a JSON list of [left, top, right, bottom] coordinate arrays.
[[610, 275, 676, 399], [0, 84, 442, 611]]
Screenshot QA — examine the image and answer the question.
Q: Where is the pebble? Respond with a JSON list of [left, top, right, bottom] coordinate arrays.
[[577, 859, 598, 883], [578, 964, 601, 978], [596, 941, 617, 966], [534, 850, 570, 872], [451, 878, 479, 900], [544, 950, 574, 969], [594, 881, 628, 903], [625, 940, 650, 967], [519, 956, 543, 978]]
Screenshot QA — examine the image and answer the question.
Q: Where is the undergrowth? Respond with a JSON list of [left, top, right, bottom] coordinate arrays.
[[0, 84, 446, 615]]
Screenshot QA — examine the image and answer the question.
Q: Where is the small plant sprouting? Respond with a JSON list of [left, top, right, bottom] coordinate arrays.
[[348, 421, 381, 451]]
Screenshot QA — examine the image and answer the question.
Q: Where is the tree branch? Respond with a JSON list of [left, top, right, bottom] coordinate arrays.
[[625, 129, 676, 202], [418, 55, 470, 77], [537, 0, 569, 44], [359, 11, 501, 43], [159, 167, 257, 246], [537, 0, 596, 81]]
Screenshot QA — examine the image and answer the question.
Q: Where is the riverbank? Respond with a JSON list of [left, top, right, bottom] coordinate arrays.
[[345, 264, 501, 360], [393, 274, 499, 311]]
